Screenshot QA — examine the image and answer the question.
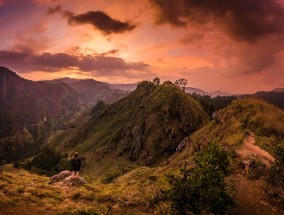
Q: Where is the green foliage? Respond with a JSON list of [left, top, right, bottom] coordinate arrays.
[[267, 143, 284, 189], [24, 146, 70, 176], [166, 141, 234, 215], [190, 93, 236, 115], [91, 100, 106, 120]]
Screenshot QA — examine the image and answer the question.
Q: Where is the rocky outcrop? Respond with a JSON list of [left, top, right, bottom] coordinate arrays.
[[62, 176, 87, 186], [50, 170, 87, 186], [49, 170, 72, 184]]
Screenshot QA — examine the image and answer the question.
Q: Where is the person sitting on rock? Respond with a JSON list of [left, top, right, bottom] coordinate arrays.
[[71, 152, 81, 177]]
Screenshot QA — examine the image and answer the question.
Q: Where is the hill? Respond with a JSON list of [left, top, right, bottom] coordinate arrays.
[[180, 98, 284, 154], [47, 81, 209, 177]]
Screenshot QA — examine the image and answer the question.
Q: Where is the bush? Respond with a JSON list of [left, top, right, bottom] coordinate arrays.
[[166, 141, 234, 215], [267, 143, 284, 189], [24, 146, 70, 176]]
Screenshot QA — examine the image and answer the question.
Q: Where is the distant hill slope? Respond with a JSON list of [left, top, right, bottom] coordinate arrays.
[[273, 87, 284, 92], [108, 82, 139, 91], [0, 67, 85, 137], [252, 91, 284, 109], [47, 81, 209, 176], [50, 78, 128, 106]]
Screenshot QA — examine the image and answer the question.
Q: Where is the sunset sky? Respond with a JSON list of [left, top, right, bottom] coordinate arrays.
[[0, 0, 284, 93]]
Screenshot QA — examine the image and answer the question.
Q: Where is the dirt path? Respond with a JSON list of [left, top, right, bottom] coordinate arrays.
[[235, 176, 284, 215], [237, 132, 275, 166]]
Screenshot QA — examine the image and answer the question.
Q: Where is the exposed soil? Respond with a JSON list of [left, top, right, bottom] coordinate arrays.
[[234, 176, 284, 215]]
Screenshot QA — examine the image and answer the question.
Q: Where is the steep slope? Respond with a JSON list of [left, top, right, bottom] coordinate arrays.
[[47, 81, 209, 177]]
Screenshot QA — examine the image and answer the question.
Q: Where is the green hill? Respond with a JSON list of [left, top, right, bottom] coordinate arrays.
[[166, 98, 284, 172], [188, 98, 284, 153], [47, 81, 209, 177]]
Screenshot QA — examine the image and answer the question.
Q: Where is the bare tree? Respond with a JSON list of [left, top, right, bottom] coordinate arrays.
[[153, 77, 160, 85], [174, 79, 188, 91]]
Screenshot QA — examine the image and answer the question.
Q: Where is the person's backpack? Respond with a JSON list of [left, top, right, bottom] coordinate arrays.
[[72, 159, 81, 168]]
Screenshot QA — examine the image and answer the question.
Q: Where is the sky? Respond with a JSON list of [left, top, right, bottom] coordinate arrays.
[[0, 0, 284, 93]]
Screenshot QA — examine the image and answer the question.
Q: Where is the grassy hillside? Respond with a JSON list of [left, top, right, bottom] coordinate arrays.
[[47, 81, 209, 178], [166, 98, 284, 172]]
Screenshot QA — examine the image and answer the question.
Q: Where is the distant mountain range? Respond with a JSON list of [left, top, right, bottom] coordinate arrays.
[[0, 67, 86, 137], [0, 67, 130, 136]]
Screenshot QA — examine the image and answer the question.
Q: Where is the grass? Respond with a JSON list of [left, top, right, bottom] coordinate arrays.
[[0, 164, 163, 214]]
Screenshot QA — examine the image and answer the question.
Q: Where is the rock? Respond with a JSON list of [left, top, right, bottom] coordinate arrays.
[[243, 158, 256, 173], [63, 176, 87, 186], [49, 174, 62, 184], [58, 170, 72, 179], [176, 139, 187, 152], [49, 170, 72, 184]]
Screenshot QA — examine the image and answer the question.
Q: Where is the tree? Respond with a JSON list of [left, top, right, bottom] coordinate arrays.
[[166, 141, 234, 215], [174, 79, 188, 91], [153, 77, 160, 85]]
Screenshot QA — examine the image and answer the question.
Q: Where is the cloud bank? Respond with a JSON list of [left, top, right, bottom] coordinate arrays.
[[150, 0, 284, 42], [0, 49, 149, 77], [48, 6, 136, 34]]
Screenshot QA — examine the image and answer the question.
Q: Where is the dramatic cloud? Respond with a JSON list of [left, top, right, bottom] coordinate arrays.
[[48, 6, 136, 34], [0, 49, 149, 77], [150, 0, 284, 42]]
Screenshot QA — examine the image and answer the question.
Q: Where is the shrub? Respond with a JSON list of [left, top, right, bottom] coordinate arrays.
[[267, 143, 284, 189], [166, 141, 234, 215], [24, 146, 70, 176]]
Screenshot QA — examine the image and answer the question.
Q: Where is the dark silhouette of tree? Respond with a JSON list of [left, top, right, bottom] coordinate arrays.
[[174, 79, 187, 91], [153, 77, 160, 85]]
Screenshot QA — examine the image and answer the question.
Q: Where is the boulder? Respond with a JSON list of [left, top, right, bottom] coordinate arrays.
[[58, 170, 72, 179], [49, 170, 72, 184], [63, 176, 87, 186], [49, 174, 62, 184]]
